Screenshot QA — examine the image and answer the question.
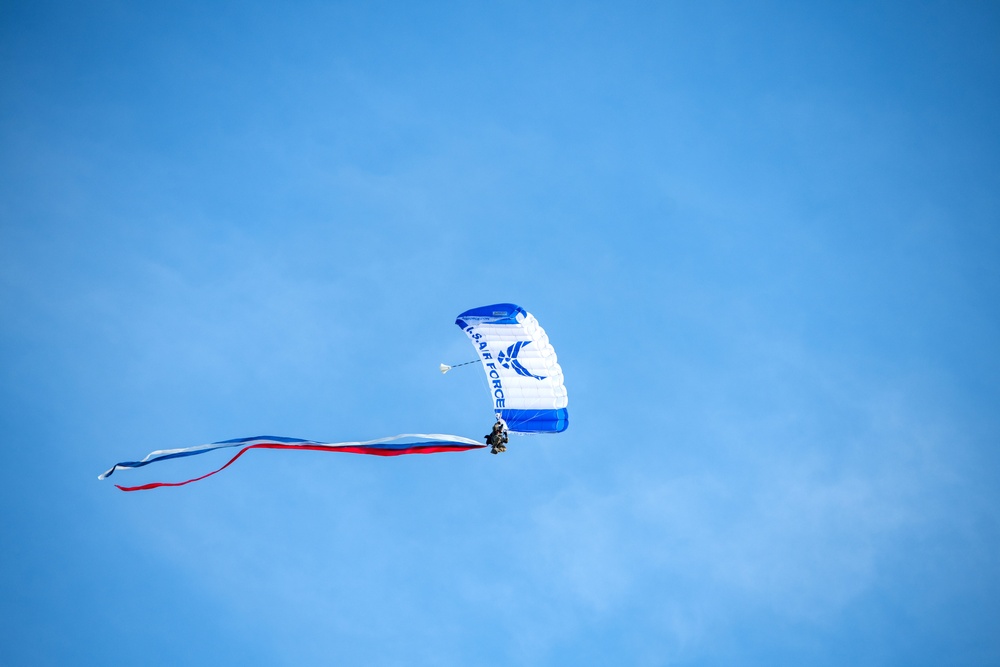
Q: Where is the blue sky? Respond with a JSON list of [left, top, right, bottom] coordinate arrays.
[[2, 1, 998, 665]]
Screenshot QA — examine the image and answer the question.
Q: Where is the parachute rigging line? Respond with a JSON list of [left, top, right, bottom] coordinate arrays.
[[439, 359, 480, 374]]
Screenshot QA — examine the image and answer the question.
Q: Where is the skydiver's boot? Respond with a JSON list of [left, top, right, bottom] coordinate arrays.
[[490, 435, 506, 454]]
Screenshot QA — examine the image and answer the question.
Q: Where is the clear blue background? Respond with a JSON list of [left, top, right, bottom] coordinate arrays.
[[2, 1, 998, 665]]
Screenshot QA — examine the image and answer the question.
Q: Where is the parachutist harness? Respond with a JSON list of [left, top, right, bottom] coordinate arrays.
[[485, 420, 508, 455]]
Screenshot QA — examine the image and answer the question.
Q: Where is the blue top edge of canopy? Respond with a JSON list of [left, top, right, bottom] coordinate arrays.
[[455, 303, 527, 328]]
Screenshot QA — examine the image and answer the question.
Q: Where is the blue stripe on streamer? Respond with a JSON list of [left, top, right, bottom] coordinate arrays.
[[213, 435, 313, 445], [98, 433, 484, 481]]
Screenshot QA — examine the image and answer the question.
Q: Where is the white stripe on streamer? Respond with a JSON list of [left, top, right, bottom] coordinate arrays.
[[99, 432, 485, 481]]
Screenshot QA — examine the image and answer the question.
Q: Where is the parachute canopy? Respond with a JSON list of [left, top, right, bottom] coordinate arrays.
[[456, 303, 569, 433]]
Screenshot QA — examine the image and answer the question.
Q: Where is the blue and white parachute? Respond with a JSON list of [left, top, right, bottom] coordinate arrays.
[[455, 303, 569, 433], [100, 302, 567, 491]]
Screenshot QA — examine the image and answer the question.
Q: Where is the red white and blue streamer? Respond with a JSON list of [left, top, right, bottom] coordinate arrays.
[[99, 433, 486, 492]]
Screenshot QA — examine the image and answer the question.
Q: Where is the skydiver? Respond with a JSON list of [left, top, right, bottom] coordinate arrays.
[[485, 419, 508, 454]]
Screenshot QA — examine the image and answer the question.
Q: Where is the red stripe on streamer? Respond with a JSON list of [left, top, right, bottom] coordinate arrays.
[[115, 442, 487, 492]]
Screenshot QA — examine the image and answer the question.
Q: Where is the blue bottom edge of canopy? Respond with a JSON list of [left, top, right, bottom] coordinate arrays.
[[498, 408, 569, 434]]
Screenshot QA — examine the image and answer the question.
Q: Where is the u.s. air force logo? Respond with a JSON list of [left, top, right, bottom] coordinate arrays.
[[497, 341, 547, 380]]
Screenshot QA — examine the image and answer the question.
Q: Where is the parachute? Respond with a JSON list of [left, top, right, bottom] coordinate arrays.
[[99, 302, 567, 491], [455, 303, 568, 433]]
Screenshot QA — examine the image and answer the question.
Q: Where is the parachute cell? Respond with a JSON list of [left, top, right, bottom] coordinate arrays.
[[455, 303, 569, 433]]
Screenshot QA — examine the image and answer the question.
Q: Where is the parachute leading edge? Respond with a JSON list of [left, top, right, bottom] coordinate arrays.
[[455, 303, 569, 434]]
